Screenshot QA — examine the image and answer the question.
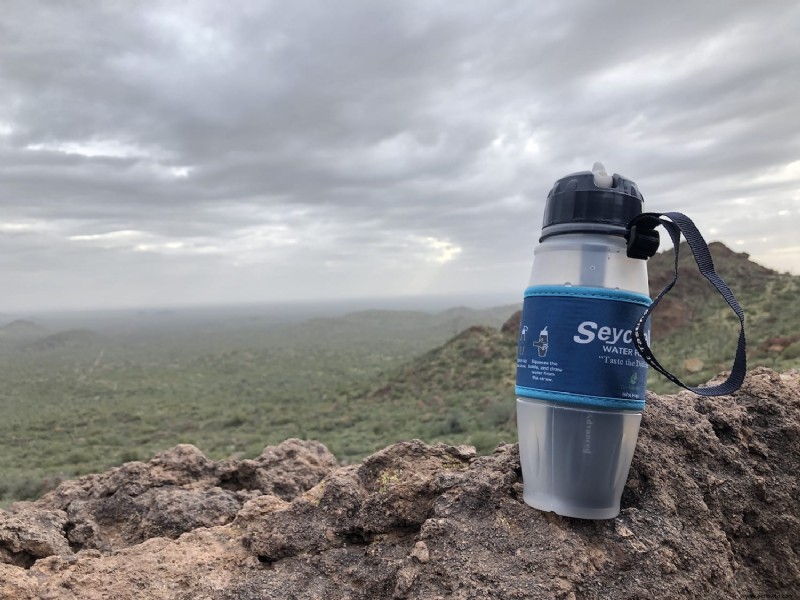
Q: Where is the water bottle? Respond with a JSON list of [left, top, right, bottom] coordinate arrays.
[[516, 162, 651, 520]]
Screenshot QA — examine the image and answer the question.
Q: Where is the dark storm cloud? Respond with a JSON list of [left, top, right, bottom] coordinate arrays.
[[0, 0, 798, 310]]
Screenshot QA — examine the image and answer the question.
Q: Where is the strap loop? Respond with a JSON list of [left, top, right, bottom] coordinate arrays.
[[625, 212, 747, 396]]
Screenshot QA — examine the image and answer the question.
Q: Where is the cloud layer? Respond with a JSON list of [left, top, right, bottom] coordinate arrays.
[[1, 1, 798, 310]]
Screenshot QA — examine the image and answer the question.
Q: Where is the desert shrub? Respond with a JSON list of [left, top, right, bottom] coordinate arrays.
[[223, 413, 248, 428], [469, 431, 503, 455], [484, 400, 514, 427], [439, 409, 468, 435], [64, 449, 92, 465], [0, 474, 46, 502], [783, 342, 800, 361], [118, 449, 143, 463]]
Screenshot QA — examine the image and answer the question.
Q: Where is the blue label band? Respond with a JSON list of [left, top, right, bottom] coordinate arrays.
[[516, 286, 651, 411], [523, 285, 652, 306], [514, 386, 647, 411]]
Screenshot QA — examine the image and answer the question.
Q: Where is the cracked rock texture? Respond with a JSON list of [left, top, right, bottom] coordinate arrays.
[[1, 367, 798, 599]]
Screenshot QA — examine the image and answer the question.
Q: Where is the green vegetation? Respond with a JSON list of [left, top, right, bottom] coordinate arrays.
[[644, 243, 800, 393], [0, 305, 516, 505], [1, 244, 798, 506]]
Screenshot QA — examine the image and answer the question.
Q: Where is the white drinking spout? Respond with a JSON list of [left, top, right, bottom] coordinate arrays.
[[592, 161, 614, 188]]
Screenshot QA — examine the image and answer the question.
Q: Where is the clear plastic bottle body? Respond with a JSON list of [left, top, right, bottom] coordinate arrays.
[[516, 233, 648, 519], [529, 233, 648, 292]]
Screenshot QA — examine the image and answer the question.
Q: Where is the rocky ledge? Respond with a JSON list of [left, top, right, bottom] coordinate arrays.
[[1, 367, 798, 599]]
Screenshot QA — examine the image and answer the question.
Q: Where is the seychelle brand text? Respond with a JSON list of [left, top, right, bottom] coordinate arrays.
[[572, 321, 650, 347]]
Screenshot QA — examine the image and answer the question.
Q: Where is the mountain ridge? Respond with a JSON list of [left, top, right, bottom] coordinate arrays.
[[347, 241, 800, 451]]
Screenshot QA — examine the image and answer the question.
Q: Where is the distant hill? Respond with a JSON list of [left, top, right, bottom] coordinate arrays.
[[340, 243, 800, 458], [645, 242, 775, 337], [336, 322, 518, 459], [367, 325, 513, 402], [0, 319, 49, 339], [24, 328, 104, 351], [279, 305, 518, 350], [644, 242, 800, 390]]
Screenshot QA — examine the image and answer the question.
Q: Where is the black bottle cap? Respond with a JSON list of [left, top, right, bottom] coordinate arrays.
[[540, 164, 644, 241]]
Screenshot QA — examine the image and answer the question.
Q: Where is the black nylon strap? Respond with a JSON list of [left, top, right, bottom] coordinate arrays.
[[626, 212, 747, 396]]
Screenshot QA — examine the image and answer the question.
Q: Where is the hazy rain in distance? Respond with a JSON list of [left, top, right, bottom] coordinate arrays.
[[1, 1, 799, 312]]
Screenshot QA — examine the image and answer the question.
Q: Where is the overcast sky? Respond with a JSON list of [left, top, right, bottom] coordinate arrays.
[[1, 1, 798, 312]]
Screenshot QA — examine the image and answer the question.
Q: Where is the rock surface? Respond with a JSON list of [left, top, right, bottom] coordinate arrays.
[[1, 367, 798, 599]]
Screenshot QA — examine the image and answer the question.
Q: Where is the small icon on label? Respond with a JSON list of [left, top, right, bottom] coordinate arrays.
[[630, 372, 638, 386], [532, 326, 549, 357], [518, 325, 528, 357]]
